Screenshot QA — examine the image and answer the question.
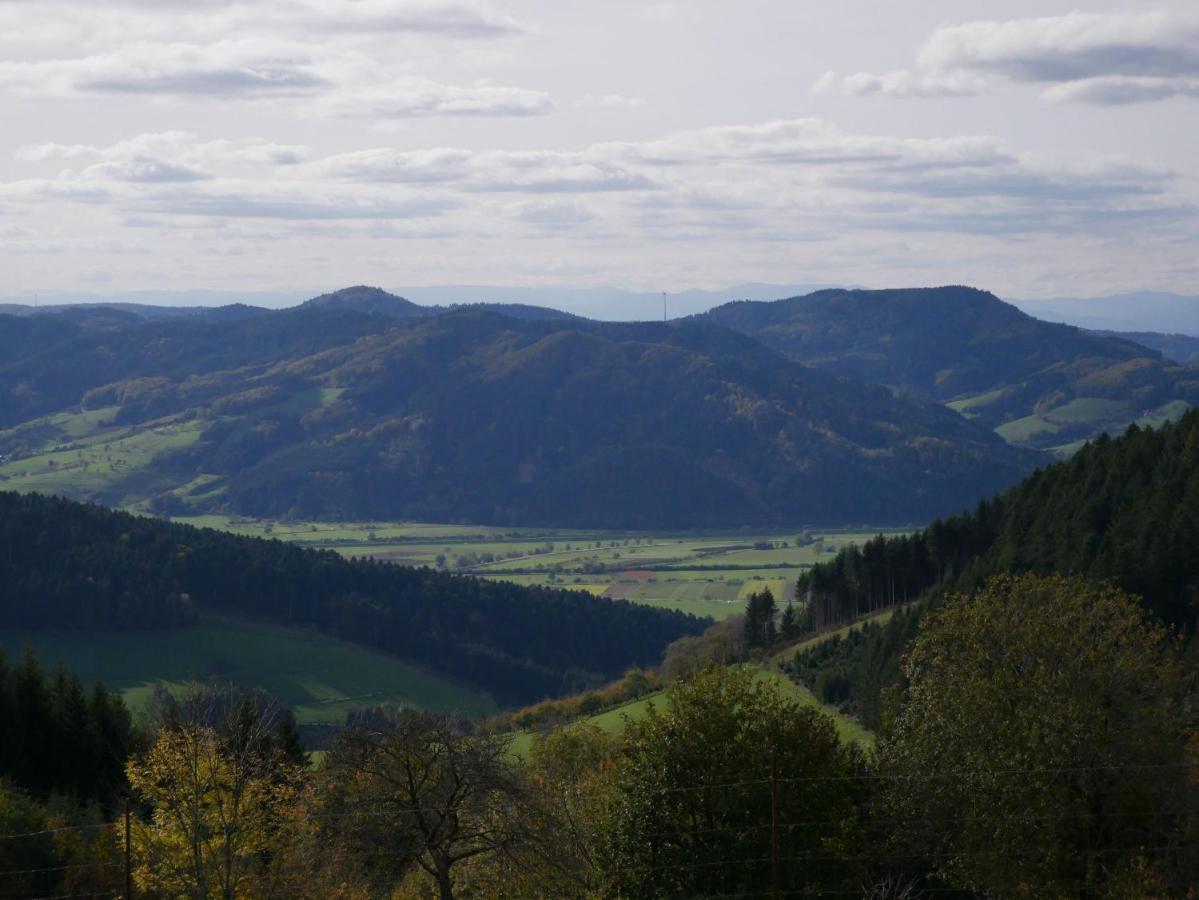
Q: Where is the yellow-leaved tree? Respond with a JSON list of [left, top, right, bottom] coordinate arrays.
[[125, 691, 310, 899]]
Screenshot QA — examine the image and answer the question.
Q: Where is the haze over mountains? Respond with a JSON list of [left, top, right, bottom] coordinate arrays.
[[1011, 292, 1199, 336], [8, 285, 1199, 335]]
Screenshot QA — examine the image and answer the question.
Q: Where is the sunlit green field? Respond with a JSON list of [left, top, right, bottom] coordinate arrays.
[[0, 407, 206, 503]]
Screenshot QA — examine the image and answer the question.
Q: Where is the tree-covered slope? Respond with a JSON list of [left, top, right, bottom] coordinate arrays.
[[0, 300, 1038, 527], [789, 411, 1199, 727], [703, 286, 1199, 452], [0, 491, 703, 705], [802, 411, 1199, 628]]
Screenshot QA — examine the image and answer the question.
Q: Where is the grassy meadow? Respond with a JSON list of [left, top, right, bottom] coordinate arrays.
[[0, 614, 495, 726], [165, 516, 911, 619]]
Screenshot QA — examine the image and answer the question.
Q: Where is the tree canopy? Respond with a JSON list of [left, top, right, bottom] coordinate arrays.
[[877, 573, 1198, 896]]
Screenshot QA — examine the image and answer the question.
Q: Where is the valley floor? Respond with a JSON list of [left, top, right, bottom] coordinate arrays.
[[171, 515, 914, 619]]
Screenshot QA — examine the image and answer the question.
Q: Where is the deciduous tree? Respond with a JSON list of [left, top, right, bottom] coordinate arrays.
[[877, 573, 1198, 896]]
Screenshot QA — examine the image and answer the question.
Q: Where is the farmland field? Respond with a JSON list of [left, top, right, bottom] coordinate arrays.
[[0, 614, 495, 726], [0, 402, 914, 620], [168, 516, 913, 619]]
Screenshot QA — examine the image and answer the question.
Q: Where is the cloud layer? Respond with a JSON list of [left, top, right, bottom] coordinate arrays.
[[816, 10, 1199, 105], [0, 1, 543, 116]]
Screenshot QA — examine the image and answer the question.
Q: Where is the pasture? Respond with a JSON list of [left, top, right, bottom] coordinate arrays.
[[0, 614, 495, 726], [0, 407, 206, 502], [166, 517, 911, 619]]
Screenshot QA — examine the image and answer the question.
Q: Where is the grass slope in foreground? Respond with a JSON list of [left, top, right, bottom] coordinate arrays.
[[0, 614, 495, 725], [509, 611, 895, 761]]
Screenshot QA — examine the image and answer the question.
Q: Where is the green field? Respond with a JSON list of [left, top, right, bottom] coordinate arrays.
[[0, 407, 206, 504], [510, 609, 900, 759], [0, 614, 495, 726], [162, 516, 908, 619]]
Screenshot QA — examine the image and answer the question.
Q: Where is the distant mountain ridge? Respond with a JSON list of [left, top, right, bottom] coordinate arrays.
[[1011, 291, 1199, 336], [0, 297, 1037, 527], [701, 286, 1199, 453], [0, 282, 843, 322], [1102, 331, 1199, 364]]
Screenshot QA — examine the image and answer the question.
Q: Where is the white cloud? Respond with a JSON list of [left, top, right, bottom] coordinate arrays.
[[0, 41, 330, 98], [509, 199, 595, 226], [304, 147, 473, 183], [0, 1, 541, 118], [1041, 75, 1199, 105], [17, 133, 313, 171], [819, 10, 1199, 105], [624, 119, 1014, 171], [3, 119, 1181, 242], [306, 147, 655, 193], [314, 79, 552, 118], [0, 0, 526, 40], [579, 93, 645, 109]]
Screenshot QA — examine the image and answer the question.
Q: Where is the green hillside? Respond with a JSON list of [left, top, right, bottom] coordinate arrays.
[[0, 614, 495, 725]]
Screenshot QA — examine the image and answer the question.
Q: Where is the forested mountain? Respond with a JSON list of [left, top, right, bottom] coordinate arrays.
[[703, 286, 1199, 452], [789, 411, 1199, 727], [303, 285, 428, 318], [1103, 330, 1199, 364], [0, 296, 1037, 527], [0, 491, 702, 704]]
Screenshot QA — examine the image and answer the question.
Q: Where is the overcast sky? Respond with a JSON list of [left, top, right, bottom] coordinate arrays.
[[1, 0, 1196, 301]]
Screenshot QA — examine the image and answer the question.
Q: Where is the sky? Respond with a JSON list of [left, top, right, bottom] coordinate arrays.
[[0, 0, 1196, 303]]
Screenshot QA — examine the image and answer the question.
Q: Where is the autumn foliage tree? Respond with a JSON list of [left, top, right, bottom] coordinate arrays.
[[126, 690, 308, 899]]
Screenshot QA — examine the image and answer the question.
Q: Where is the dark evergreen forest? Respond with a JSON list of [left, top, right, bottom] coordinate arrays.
[[0, 491, 704, 705], [790, 411, 1199, 727]]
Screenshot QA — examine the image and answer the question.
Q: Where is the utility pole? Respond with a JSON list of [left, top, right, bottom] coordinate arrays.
[[662, 291, 667, 322], [771, 748, 781, 900], [124, 800, 133, 900]]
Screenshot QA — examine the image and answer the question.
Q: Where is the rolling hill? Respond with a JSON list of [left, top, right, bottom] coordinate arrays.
[[703, 286, 1199, 453], [0, 296, 1038, 527]]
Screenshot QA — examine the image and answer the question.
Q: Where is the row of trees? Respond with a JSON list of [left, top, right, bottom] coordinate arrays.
[[0, 649, 138, 807], [5, 573, 1190, 898]]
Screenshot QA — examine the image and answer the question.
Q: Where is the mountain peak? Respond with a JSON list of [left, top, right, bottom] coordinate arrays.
[[303, 285, 427, 318]]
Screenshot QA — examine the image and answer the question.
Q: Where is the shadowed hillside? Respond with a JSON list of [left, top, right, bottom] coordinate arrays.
[[0, 302, 1038, 527]]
